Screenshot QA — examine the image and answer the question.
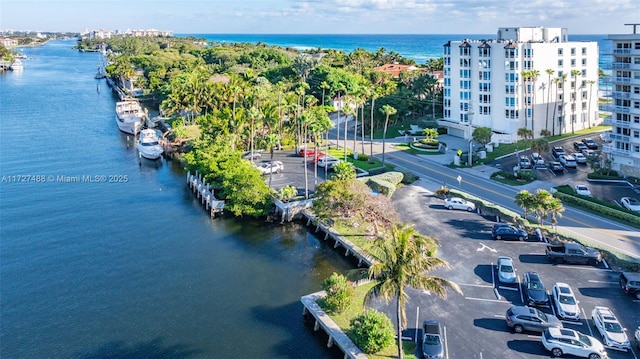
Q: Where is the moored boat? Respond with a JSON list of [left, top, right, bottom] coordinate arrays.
[[10, 59, 23, 71], [136, 129, 164, 160], [115, 99, 145, 135]]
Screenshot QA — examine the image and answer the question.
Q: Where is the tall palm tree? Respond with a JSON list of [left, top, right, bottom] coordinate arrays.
[[264, 133, 280, 188], [587, 80, 596, 129], [521, 70, 531, 130], [571, 70, 582, 134], [545, 69, 554, 133], [380, 104, 397, 167], [530, 70, 540, 135], [365, 224, 461, 359]]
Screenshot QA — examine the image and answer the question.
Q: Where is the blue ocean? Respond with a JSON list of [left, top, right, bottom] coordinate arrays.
[[179, 33, 612, 66]]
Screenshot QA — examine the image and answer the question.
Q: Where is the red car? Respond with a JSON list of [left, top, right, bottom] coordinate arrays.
[[298, 147, 323, 159]]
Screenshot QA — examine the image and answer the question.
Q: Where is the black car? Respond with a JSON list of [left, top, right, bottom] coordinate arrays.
[[573, 142, 588, 152], [492, 224, 528, 241], [523, 272, 549, 306], [551, 146, 566, 159], [582, 138, 598, 149], [549, 161, 564, 172]]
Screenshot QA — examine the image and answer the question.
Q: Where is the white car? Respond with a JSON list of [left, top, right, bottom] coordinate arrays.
[[591, 306, 630, 351], [497, 256, 517, 284], [542, 327, 608, 359], [552, 283, 580, 320], [443, 197, 476, 211], [558, 154, 577, 168], [256, 161, 283, 175], [575, 185, 592, 197], [635, 326, 640, 349], [621, 197, 640, 212], [572, 152, 587, 164], [317, 155, 340, 168]]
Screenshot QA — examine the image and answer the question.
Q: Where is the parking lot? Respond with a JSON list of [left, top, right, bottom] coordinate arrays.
[[492, 133, 639, 206], [378, 183, 640, 359]]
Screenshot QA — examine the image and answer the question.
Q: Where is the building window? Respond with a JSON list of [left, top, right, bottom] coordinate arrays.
[[479, 71, 491, 80], [582, 58, 587, 66], [582, 69, 586, 76], [571, 59, 576, 67], [635, 42, 640, 50], [480, 106, 491, 115], [634, 131, 640, 138], [581, 47, 587, 55], [558, 71, 563, 78], [571, 48, 576, 55], [558, 59, 563, 67], [558, 48, 563, 56]]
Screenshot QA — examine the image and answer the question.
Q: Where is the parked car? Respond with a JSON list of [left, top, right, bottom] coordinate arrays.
[[522, 272, 549, 306], [519, 156, 532, 169], [621, 197, 640, 212], [600, 131, 612, 143], [317, 155, 340, 168], [422, 320, 445, 359], [298, 147, 323, 159], [636, 327, 640, 350], [552, 146, 566, 159], [545, 242, 602, 265], [591, 306, 631, 351], [582, 138, 599, 149], [256, 161, 284, 175], [542, 328, 608, 359], [242, 151, 262, 160], [505, 305, 562, 333], [572, 152, 588, 164], [549, 161, 564, 172], [582, 149, 597, 158], [444, 197, 476, 212], [552, 283, 580, 320], [492, 224, 528, 241], [530, 152, 545, 167], [575, 185, 592, 197], [573, 141, 588, 152], [558, 154, 577, 168], [497, 256, 517, 284], [619, 271, 640, 299]]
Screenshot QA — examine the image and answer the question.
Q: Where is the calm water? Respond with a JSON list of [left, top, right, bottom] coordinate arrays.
[[180, 33, 612, 65], [0, 39, 352, 358]]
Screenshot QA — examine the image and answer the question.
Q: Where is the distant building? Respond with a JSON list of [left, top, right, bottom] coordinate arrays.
[[88, 29, 113, 40], [0, 37, 18, 47], [602, 24, 640, 177], [129, 29, 172, 37], [374, 63, 423, 78], [440, 27, 599, 143]]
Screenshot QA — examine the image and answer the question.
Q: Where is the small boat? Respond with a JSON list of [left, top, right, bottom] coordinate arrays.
[[10, 59, 23, 71], [115, 99, 145, 135], [137, 129, 164, 160]]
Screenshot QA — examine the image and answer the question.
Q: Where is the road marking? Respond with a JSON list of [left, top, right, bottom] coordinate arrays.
[[477, 243, 497, 253], [493, 314, 505, 318], [444, 326, 449, 359], [498, 286, 519, 291], [588, 280, 618, 284], [561, 320, 583, 326], [555, 265, 611, 272], [527, 335, 541, 339], [465, 296, 509, 303], [583, 308, 594, 337], [458, 283, 494, 288]]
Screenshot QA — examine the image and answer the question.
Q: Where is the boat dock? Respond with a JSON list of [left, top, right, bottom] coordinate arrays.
[[186, 171, 225, 218], [301, 291, 368, 359], [300, 210, 374, 268]]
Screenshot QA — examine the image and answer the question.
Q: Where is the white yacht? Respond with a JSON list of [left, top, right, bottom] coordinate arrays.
[[136, 129, 164, 160], [115, 100, 144, 135], [10, 59, 23, 71]]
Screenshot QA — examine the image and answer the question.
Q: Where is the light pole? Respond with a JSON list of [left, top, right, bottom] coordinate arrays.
[[468, 102, 474, 166]]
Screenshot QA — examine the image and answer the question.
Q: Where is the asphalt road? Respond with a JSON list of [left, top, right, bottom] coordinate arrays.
[[373, 184, 640, 359]]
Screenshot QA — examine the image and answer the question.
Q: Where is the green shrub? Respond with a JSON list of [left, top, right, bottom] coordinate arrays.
[[552, 190, 640, 225], [276, 185, 297, 202], [400, 171, 418, 184], [367, 178, 396, 197], [372, 171, 404, 186], [320, 273, 355, 313], [349, 309, 394, 354], [358, 153, 369, 162]]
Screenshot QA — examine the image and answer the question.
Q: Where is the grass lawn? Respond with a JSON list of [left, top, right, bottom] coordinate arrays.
[[322, 281, 419, 359], [325, 148, 392, 171], [395, 143, 444, 156]]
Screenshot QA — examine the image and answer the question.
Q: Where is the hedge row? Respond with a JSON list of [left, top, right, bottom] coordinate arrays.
[[553, 185, 640, 226], [359, 171, 405, 197]]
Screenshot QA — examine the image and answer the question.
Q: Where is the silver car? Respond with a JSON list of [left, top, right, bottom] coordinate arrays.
[[497, 256, 517, 284], [422, 320, 445, 359], [506, 305, 563, 333]]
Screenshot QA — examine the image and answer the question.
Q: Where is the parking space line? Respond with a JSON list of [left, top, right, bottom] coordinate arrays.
[[498, 286, 518, 291], [582, 308, 594, 337], [561, 320, 583, 326], [458, 283, 494, 288], [493, 314, 504, 318], [444, 326, 449, 359], [555, 265, 611, 272], [587, 280, 617, 284], [527, 335, 541, 339], [465, 296, 509, 303]]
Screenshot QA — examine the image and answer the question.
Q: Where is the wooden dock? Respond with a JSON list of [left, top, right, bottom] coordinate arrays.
[[186, 171, 225, 218], [301, 291, 368, 359], [300, 210, 375, 268]]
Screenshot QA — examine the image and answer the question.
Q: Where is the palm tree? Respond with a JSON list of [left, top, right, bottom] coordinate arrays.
[[571, 70, 582, 134], [365, 224, 461, 359], [530, 70, 540, 135], [247, 107, 263, 159], [530, 138, 550, 156], [380, 104, 397, 167], [555, 74, 568, 135], [517, 127, 533, 151], [545, 69, 554, 134], [264, 133, 280, 188], [521, 70, 531, 130], [587, 80, 596, 129], [514, 190, 535, 219]]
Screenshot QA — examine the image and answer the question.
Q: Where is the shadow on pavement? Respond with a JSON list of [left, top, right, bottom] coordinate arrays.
[[473, 318, 511, 333], [474, 264, 495, 284]]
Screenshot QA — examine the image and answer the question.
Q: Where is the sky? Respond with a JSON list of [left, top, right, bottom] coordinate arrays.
[[1, 0, 639, 35]]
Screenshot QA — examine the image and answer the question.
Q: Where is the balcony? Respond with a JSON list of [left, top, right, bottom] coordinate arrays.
[[602, 144, 631, 156], [600, 104, 630, 113], [613, 49, 632, 54], [611, 91, 631, 99], [608, 77, 632, 84], [603, 118, 632, 128]]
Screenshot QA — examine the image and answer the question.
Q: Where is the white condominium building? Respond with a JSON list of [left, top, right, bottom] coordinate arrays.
[[440, 27, 599, 143], [603, 24, 640, 177]]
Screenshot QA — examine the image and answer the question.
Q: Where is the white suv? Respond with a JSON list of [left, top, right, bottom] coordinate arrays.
[[542, 327, 608, 359], [552, 283, 580, 320], [592, 306, 631, 351]]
